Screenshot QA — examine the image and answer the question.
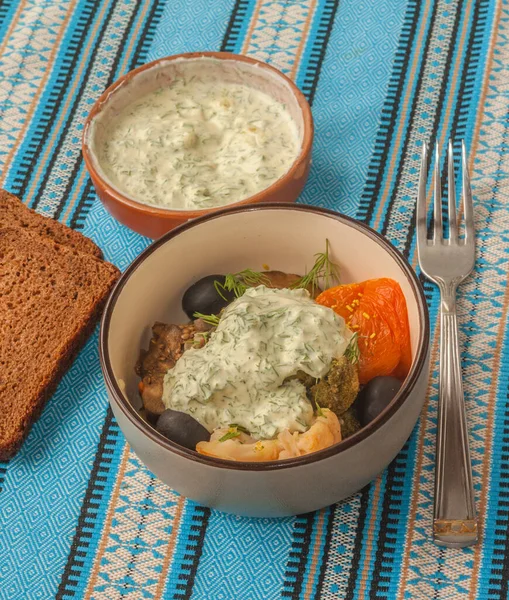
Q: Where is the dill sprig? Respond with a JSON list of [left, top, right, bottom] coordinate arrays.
[[315, 399, 324, 418], [292, 239, 340, 295], [214, 269, 271, 300], [344, 332, 360, 364], [193, 312, 220, 327]]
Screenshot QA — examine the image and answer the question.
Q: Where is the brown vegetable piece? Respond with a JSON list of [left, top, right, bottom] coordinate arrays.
[[262, 270, 322, 299], [139, 377, 165, 420], [194, 317, 213, 332], [311, 356, 360, 415], [136, 323, 184, 419], [289, 370, 316, 388], [340, 408, 361, 439], [137, 323, 180, 375]]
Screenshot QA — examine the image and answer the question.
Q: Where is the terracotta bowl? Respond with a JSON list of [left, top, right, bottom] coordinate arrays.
[[100, 204, 430, 517], [83, 52, 313, 239]]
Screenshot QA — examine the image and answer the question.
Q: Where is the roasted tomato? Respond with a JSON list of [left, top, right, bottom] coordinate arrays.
[[316, 278, 411, 384]]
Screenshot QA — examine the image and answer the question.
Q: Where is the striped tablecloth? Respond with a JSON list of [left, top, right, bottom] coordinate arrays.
[[0, 0, 507, 598]]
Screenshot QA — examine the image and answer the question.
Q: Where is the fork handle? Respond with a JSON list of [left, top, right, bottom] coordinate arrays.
[[434, 285, 478, 547]]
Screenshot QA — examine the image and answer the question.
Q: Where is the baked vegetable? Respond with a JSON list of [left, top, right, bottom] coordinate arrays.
[[316, 278, 411, 384]]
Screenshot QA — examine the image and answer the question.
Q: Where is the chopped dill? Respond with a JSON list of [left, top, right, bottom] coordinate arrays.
[[193, 312, 220, 327], [228, 423, 250, 434], [214, 269, 271, 300], [315, 400, 324, 418], [219, 427, 242, 442], [344, 332, 360, 364], [292, 239, 340, 295]]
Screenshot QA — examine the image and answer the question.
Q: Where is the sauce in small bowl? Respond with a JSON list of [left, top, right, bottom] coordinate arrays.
[[83, 52, 313, 238]]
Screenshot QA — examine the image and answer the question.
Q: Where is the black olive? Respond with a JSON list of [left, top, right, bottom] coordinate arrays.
[[354, 376, 403, 427], [156, 409, 210, 450], [182, 274, 235, 320]]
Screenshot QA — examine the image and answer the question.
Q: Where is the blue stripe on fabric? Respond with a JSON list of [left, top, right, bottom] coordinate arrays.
[[221, 0, 258, 53], [56, 0, 159, 225], [189, 510, 296, 600], [147, 0, 236, 59], [478, 317, 509, 599], [0, 331, 116, 600], [161, 502, 202, 599], [356, 0, 423, 226], [70, 0, 167, 230], [464, 1, 492, 138], [51, 206, 151, 598], [391, 17, 498, 585], [364, 5, 494, 587], [320, 494, 363, 598], [365, 421, 423, 600], [282, 514, 314, 598], [378, 2, 493, 593], [48, 1, 240, 594], [5, 0, 116, 206], [294, 0, 342, 115], [0, 1, 18, 45], [355, 475, 387, 598], [365, 0, 439, 234], [61, 416, 125, 599], [298, 508, 334, 599], [129, 0, 167, 71], [404, 0, 491, 264], [60, 164, 93, 226], [383, 1, 470, 243], [0, 0, 159, 573], [71, 181, 96, 231], [297, 0, 410, 217], [293, 0, 337, 100], [471, 5, 509, 584], [376, 428, 420, 599]]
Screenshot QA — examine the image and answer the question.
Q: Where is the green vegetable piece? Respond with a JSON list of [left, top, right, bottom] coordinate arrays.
[[311, 356, 360, 415], [340, 408, 361, 439], [219, 427, 241, 442], [228, 423, 250, 434], [344, 332, 360, 364], [193, 312, 220, 327], [214, 269, 271, 300], [291, 239, 340, 296]]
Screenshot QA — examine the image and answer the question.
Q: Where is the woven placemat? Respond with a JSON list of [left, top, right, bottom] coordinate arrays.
[[0, 1, 506, 598]]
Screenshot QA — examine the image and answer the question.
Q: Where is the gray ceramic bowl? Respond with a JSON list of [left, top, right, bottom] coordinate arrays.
[[100, 204, 430, 517]]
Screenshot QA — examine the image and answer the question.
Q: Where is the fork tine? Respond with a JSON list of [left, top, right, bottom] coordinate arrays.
[[417, 142, 428, 249], [461, 140, 474, 243], [448, 140, 458, 241], [434, 142, 443, 242]]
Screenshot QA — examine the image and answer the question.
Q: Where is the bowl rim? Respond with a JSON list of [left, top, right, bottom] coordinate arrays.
[[100, 203, 430, 471], [82, 51, 314, 219]]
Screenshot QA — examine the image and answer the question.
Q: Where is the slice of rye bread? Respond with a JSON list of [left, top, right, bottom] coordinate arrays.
[[0, 190, 103, 258], [0, 227, 120, 459]]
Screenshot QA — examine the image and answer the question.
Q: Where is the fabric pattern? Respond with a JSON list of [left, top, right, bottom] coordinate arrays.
[[0, 0, 507, 598]]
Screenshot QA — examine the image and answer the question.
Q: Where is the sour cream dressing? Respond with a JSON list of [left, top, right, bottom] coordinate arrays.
[[162, 286, 352, 440], [99, 76, 300, 210]]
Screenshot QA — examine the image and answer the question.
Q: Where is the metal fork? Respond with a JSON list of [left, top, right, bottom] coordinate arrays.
[[416, 140, 478, 548]]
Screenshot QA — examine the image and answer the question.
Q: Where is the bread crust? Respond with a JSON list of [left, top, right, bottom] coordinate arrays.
[[0, 190, 103, 259]]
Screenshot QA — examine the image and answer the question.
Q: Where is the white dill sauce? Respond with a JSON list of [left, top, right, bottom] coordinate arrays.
[[162, 287, 351, 439], [99, 75, 300, 210]]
